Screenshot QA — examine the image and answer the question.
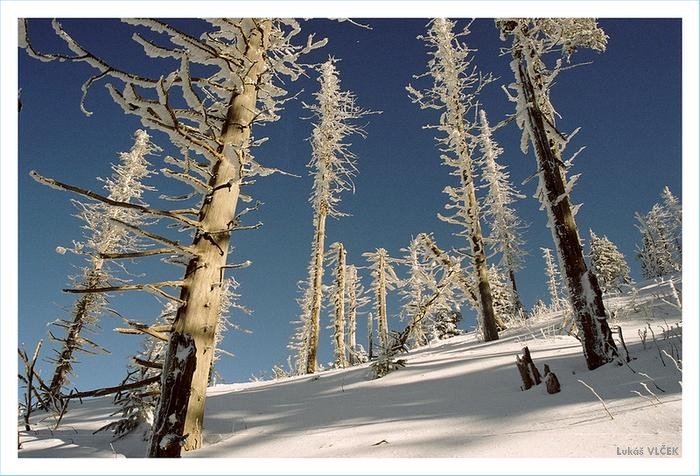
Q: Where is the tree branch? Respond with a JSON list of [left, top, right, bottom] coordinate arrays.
[[99, 248, 181, 260], [30, 171, 200, 228], [62, 376, 161, 400]]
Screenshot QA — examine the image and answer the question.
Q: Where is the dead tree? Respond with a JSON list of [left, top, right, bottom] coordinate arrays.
[[148, 332, 196, 457], [499, 19, 617, 369], [21, 18, 325, 452], [408, 18, 499, 342], [515, 346, 560, 394]]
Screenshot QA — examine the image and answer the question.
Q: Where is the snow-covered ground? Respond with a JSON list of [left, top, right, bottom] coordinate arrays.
[[15, 277, 692, 473]]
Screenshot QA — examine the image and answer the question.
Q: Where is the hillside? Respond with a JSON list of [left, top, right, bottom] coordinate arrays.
[[18, 277, 683, 464]]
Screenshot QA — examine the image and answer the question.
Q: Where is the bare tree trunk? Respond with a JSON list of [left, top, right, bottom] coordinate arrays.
[[148, 332, 196, 457], [367, 312, 374, 360], [462, 170, 499, 342], [332, 244, 347, 368], [376, 254, 389, 350], [347, 268, 357, 365], [152, 20, 271, 452], [515, 56, 616, 370], [306, 206, 328, 374]]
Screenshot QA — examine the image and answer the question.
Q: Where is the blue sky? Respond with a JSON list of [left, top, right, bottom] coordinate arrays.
[[16, 17, 682, 390]]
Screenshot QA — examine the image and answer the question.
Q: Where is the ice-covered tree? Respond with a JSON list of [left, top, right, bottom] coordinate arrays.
[[661, 186, 682, 254], [398, 236, 432, 348], [476, 109, 527, 313], [44, 130, 157, 398], [407, 18, 499, 342], [345, 264, 369, 365], [499, 19, 617, 369], [541, 247, 562, 310], [22, 18, 325, 454], [363, 248, 401, 351], [292, 59, 373, 374], [635, 201, 681, 279], [399, 234, 466, 347], [486, 265, 519, 326], [327, 242, 348, 368], [588, 230, 631, 293]]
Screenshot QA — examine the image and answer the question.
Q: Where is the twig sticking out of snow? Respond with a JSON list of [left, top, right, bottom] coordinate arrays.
[[577, 379, 613, 420], [661, 349, 682, 374]]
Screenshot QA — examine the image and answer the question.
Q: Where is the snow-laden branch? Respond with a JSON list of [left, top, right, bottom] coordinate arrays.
[[31, 171, 200, 229]]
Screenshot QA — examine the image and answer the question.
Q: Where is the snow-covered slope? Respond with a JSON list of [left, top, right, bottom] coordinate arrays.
[[17, 277, 686, 467]]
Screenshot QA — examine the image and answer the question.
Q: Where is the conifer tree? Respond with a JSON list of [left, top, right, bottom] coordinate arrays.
[[477, 110, 527, 313], [363, 248, 401, 351], [345, 264, 369, 365], [541, 247, 562, 310], [46, 130, 157, 397], [22, 18, 325, 454], [486, 265, 519, 326], [635, 191, 681, 279], [407, 18, 499, 342], [291, 59, 373, 374], [499, 18, 617, 369], [588, 231, 631, 293], [327, 242, 348, 368]]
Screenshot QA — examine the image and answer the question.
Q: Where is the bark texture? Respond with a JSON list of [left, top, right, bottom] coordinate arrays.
[[509, 22, 616, 369], [154, 20, 271, 451], [148, 332, 197, 457]]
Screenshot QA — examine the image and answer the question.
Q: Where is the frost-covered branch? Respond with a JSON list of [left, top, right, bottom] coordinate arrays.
[[409, 18, 500, 341]]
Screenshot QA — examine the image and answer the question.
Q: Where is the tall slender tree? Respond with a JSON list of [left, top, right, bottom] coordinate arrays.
[[47, 130, 157, 397], [344, 265, 362, 365], [327, 242, 348, 368], [407, 18, 499, 342], [476, 109, 527, 313], [541, 247, 562, 309], [363, 248, 401, 351], [22, 18, 325, 454], [499, 19, 617, 369], [291, 59, 373, 374]]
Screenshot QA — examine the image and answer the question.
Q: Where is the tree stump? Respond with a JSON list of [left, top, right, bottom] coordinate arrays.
[[516, 347, 559, 394], [543, 364, 561, 394], [148, 332, 197, 458]]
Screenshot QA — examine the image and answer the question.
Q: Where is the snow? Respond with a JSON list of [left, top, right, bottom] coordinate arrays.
[[16, 279, 688, 472]]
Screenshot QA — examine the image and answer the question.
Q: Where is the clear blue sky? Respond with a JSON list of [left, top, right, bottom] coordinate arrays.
[[16, 17, 681, 390]]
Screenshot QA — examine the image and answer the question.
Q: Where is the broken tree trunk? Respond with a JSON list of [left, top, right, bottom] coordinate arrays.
[[515, 346, 539, 390], [543, 364, 561, 394], [148, 332, 197, 458], [515, 346, 561, 394]]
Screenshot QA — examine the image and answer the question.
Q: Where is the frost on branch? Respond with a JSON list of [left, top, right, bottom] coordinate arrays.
[[398, 234, 466, 348], [635, 187, 682, 279], [37, 130, 159, 397], [291, 59, 375, 375], [499, 18, 617, 370], [21, 18, 326, 178], [476, 110, 527, 312], [363, 248, 402, 352], [408, 18, 499, 342]]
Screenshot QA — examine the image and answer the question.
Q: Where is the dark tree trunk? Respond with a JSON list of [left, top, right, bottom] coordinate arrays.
[[514, 48, 617, 370], [148, 332, 197, 458]]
